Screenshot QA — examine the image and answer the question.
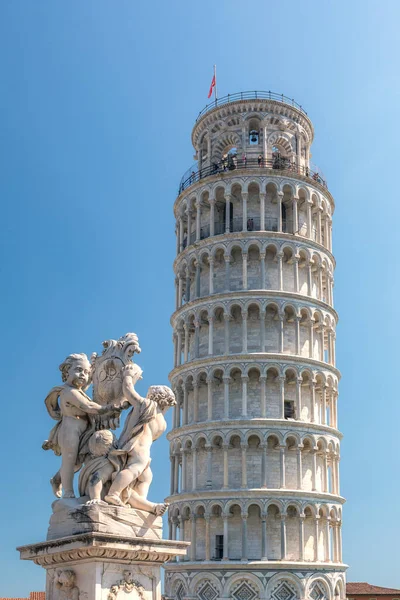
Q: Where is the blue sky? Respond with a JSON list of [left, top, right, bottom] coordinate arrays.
[[1, 0, 399, 596]]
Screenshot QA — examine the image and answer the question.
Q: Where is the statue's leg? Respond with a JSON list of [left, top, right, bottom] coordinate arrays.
[[86, 462, 114, 504], [105, 455, 149, 506], [59, 421, 87, 498], [126, 467, 168, 515]]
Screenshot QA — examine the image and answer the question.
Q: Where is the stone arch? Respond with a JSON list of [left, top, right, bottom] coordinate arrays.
[[192, 574, 222, 600], [266, 573, 303, 600], [224, 573, 263, 600], [307, 576, 333, 600], [170, 574, 188, 600]]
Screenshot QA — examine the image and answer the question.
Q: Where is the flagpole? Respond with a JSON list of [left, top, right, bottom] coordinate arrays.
[[214, 64, 218, 105]]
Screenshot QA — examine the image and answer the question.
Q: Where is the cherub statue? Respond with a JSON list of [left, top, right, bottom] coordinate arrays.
[[43, 353, 123, 498], [79, 363, 176, 515], [55, 569, 79, 600]]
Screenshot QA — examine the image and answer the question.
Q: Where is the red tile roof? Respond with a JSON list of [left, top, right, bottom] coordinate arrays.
[[0, 593, 45, 600], [347, 583, 400, 595]]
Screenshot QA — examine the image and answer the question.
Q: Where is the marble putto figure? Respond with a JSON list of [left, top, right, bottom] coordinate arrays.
[[42, 333, 175, 522]]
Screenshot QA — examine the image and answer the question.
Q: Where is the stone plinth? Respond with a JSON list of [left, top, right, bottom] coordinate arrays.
[[18, 532, 189, 600], [48, 497, 163, 541]]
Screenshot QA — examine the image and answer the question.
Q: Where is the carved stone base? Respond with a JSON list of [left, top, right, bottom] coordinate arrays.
[[47, 497, 163, 541], [18, 532, 189, 600]]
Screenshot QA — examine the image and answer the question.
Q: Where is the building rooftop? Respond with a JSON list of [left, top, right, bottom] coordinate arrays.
[[347, 583, 400, 595], [0, 593, 45, 600]]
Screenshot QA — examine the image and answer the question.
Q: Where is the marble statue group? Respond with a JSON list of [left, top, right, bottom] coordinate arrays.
[[42, 333, 176, 516]]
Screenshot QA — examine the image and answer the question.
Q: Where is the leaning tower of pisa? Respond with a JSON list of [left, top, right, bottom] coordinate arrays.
[[165, 91, 346, 600]]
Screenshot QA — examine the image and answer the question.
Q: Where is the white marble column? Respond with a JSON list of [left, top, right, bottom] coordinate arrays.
[[295, 316, 301, 354], [209, 198, 215, 236], [207, 376, 213, 420], [292, 196, 299, 234], [242, 252, 248, 290], [260, 375, 267, 417], [260, 253, 266, 288], [206, 445, 212, 488], [225, 194, 231, 233], [281, 515, 287, 560], [278, 192, 283, 232], [278, 252, 284, 291], [242, 192, 248, 231], [208, 257, 214, 294], [193, 382, 199, 424], [261, 515, 268, 559], [260, 192, 266, 230], [222, 515, 229, 560], [242, 312, 248, 353], [241, 444, 248, 488], [241, 375, 248, 417], [297, 446, 303, 489], [205, 515, 211, 560], [224, 254, 230, 292], [294, 255, 300, 292], [314, 516, 320, 561], [196, 200, 201, 241], [261, 444, 268, 488], [279, 375, 285, 418], [190, 516, 196, 560], [223, 444, 229, 489], [192, 447, 197, 490], [224, 313, 230, 354], [280, 445, 286, 488], [312, 448, 317, 491], [205, 318, 212, 358], [223, 376, 230, 418], [299, 515, 305, 560], [241, 514, 248, 560]]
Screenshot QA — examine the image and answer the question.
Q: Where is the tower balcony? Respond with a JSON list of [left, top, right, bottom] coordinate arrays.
[[178, 157, 327, 196]]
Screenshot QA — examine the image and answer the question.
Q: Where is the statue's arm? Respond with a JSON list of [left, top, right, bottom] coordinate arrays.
[[122, 363, 145, 409], [66, 389, 120, 415]]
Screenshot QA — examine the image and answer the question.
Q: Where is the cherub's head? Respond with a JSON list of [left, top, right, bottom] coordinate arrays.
[[56, 570, 76, 589], [146, 385, 176, 411], [59, 353, 91, 389], [88, 430, 116, 457]]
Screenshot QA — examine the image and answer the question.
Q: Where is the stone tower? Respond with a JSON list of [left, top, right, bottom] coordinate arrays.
[[165, 91, 345, 600]]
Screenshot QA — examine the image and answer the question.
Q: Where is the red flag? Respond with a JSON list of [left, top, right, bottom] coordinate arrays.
[[208, 74, 216, 99]]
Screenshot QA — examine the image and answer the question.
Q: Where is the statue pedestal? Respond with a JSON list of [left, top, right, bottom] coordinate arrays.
[[18, 532, 189, 600]]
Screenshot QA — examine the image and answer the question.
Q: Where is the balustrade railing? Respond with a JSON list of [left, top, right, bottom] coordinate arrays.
[[178, 157, 327, 194], [195, 90, 307, 122]]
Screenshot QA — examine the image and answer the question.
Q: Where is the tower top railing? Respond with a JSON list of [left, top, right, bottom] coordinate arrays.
[[178, 157, 327, 195], [195, 91, 307, 122]]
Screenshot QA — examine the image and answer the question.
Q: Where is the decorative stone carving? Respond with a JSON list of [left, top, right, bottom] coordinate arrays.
[[271, 581, 297, 600], [54, 569, 80, 600], [107, 570, 145, 599]]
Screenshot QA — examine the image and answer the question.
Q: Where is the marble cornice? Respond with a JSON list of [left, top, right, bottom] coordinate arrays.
[[173, 230, 336, 268], [169, 353, 341, 381], [171, 290, 338, 325], [166, 418, 343, 441], [17, 533, 189, 567], [164, 560, 348, 572], [165, 488, 345, 506]]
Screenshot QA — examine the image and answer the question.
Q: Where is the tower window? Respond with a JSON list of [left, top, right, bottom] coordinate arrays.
[[284, 400, 295, 419], [215, 535, 223, 559]]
